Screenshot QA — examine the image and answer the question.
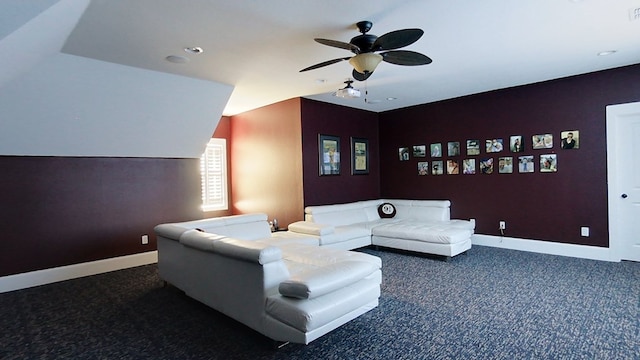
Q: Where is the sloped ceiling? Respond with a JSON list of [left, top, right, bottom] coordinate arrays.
[[0, 0, 233, 158], [61, 0, 640, 115]]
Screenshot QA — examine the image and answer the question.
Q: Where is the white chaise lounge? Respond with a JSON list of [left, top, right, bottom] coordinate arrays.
[[288, 199, 475, 258]]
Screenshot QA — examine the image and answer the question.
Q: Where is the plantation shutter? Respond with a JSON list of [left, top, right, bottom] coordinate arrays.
[[200, 138, 228, 211]]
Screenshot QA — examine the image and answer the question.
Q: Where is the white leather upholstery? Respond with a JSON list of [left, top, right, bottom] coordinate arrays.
[[293, 199, 475, 257], [154, 213, 382, 345], [279, 260, 379, 299]]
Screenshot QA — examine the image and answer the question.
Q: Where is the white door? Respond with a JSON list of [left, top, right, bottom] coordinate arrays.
[[607, 102, 640, 262]]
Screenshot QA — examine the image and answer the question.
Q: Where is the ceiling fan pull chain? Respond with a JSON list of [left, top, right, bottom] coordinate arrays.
[[364, 81, 368, 103]]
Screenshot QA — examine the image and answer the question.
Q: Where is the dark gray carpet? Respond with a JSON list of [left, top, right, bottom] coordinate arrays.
[[1, 246, 638, 359]]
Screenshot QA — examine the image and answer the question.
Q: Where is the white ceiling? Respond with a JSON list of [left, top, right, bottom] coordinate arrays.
[[61, 0, 640, 116]]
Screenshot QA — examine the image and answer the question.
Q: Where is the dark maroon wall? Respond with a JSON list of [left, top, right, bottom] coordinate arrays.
[[379, 64, 640, 247], [301, 99, 380, 206], [0, 156, 203, 276]]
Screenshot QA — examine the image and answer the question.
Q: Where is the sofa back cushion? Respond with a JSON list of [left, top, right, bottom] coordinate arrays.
[[388, 200, 451, 222], [174, 213, 272, 240], [305, 200, 383, 226]]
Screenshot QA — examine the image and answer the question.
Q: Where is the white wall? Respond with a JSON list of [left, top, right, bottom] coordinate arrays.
[[0, 0, 89, 88], [0, 53, 233, 158]]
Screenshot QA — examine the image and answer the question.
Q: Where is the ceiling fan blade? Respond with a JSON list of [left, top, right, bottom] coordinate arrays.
[[300, 57, 352, 72], [381, 50, 432, 66], [373, 29, 424, 51], [315, 38, 360, 53], [352, 69, 373, 81]]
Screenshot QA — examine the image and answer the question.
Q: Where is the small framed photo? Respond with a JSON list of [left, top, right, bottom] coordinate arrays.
[[413, 145, 426, 157], [519, 155, 534, 173], [447, 142, 461, 156], [463, 159, 476, 174], [498, 157, 513, 174], [319, 134, 340, 175], [447, 160, 460, 174], [399, 147, 410, 161], [532, 134, 553, 149], [540, 154, 558, 172], [486, 139, 504, 153], [480, 158, 494, 174], [467, 140, 480, 155], [418, 161, 429, 175], [430, 143, 442, 157], [351, 137, 369, 175], [432, 160, 444, 175], [510, 135, 524, 152], [561, 130, 579, 149]]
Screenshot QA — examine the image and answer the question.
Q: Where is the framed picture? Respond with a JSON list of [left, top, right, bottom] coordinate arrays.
[[413, 145, 426, 157], [532, 134, 553, 149], [418, 161, 429, 175], [319, 134, 340, 175], [447, 141, 461, 156], [510, 135, 524, 152], [480, 158, 494, 174], [486, 138, 504, 153], [463, 158, 476, 174], [519, 155, 534, 173], [540, 154, 558, 172], [432, 160, 444, 175], [430, 143, 442, 157], [498, 156, 513, 174], [560, 130, 579, 149], [351, 137, 369, 175], [399, 147, 410, 161], [466, 140, 480, 155], [447, 160, 460, 174]]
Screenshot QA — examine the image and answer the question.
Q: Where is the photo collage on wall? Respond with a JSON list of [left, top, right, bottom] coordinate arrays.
[[399, 130, 579, 176]]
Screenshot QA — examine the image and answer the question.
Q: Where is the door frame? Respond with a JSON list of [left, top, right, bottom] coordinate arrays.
[[606, 101, 640, 262]]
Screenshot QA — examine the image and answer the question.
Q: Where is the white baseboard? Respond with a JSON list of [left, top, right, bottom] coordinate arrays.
[[472, 234, 617, 262], [0, 251, 158, 294]]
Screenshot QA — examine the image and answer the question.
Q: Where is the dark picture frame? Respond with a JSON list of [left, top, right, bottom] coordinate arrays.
[[351, 137, 369, 175], [319, 134, 340, 175]]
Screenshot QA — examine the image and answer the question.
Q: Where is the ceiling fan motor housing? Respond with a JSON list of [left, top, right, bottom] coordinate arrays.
[[350, 34, 378, 53]]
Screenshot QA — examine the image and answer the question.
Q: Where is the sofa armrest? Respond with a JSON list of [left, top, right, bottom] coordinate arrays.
[[278, 261, 379, 299], [288, 221, 335, 236], [213, 238, 282, 265], [154, 223, 189, 241]]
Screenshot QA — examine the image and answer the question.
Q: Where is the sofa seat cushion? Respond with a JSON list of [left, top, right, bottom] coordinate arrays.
[[371, 220, 472, 244], [266, 271, 381, 332], [316, 225, 371, 246], [279, 260, 379, 299], [278, 243, 382, 276]]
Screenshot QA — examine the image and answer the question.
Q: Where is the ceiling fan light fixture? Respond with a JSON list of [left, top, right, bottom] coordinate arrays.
[[335, 79, 361, 98], [349, 53, 383, 74]]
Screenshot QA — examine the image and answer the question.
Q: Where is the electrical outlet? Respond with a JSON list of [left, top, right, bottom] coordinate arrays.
[[141, 234, 149, 245], [581, 227, 589, 237], [499, 221, 506, 230]]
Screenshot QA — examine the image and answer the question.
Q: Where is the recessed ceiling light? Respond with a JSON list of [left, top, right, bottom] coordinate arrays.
[[184, 47, 204, 54], [387, 97, 397, 101], [165, 55, 190, 63], [598, 50, 617, 56]]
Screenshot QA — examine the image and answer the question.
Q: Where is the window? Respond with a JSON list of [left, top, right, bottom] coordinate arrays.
[[200, 138, 228, 211]]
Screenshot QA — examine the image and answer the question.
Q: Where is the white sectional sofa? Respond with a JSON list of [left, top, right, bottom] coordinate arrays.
[[288, 199, 475, 258], [154, 213, 382, 345]]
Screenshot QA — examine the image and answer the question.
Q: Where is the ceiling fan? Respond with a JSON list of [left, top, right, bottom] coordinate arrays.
[[300, 21, 432, 81]]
